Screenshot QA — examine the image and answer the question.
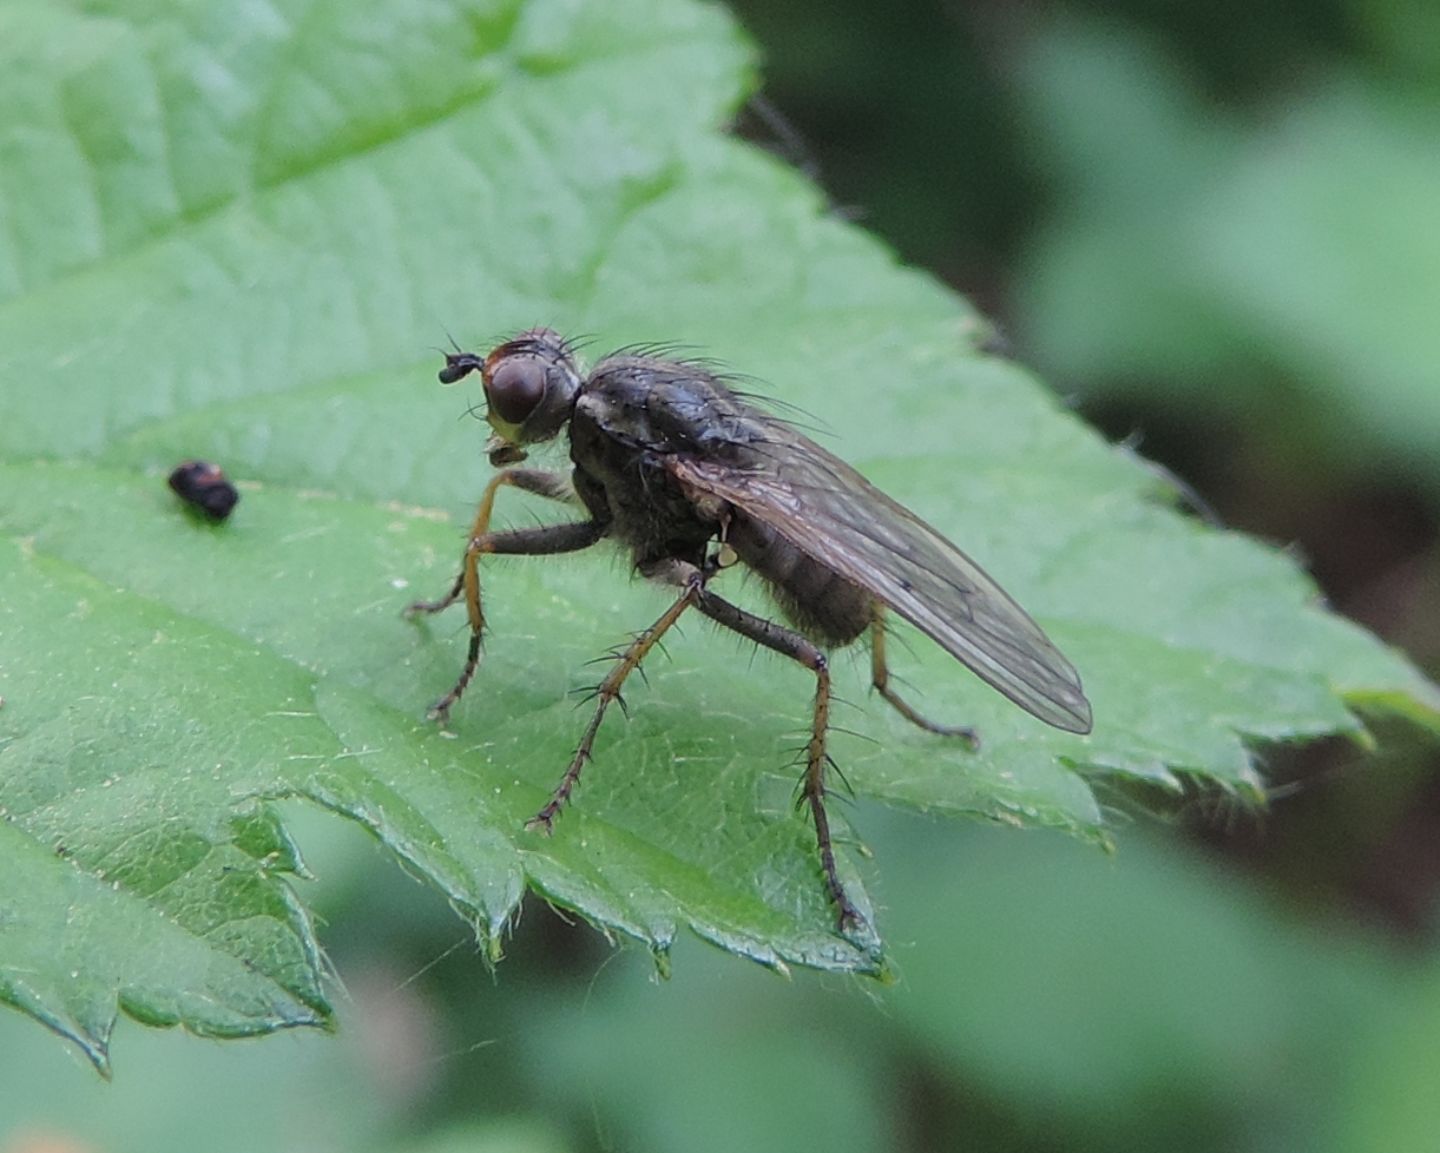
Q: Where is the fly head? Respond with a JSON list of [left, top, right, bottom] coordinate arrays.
[[437, 328, 583, 464]]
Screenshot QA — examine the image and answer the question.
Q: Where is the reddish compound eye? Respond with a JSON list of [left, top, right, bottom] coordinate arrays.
[[485, 358, 546, 425]]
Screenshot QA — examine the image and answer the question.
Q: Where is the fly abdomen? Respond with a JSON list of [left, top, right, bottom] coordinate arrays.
[[728, 513, 873, 647]]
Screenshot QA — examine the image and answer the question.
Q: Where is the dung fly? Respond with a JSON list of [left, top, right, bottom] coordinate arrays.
[[409, 329, 1092, 931]]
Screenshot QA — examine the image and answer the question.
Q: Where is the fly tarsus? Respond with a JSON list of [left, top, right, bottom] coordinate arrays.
[[424, 518, 608, 723], [874, 682, 980, 748], [870, 613, 980, 749], [406, 468, 573, 621], [528, 571, 705, 832], [694, 590, 866, 934], [405, 569, 466, 618], [428, 627, 484, 725], [800, 651, 865, 932]]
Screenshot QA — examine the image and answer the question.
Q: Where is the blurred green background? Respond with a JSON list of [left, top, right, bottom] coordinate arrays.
[[7, 1, 1439, 1151]]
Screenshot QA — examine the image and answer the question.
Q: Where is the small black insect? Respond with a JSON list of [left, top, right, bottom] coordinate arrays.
[[410, 329, 1092, 931], [168, 460, 239, 521]]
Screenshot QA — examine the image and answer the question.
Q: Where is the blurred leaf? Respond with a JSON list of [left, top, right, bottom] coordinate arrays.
[[514, 817, 1413, 1153], [0, 994, 383, 1153], [1, 0, 1437, 1073], [1351, 0, 1440, 80], [523, 947, 891, 1153], [875, 819, 1399, 1148], [1332, 956, 1440, 1153], [393, 1123, 572, 1153], [1013, 18, 1440, 489]]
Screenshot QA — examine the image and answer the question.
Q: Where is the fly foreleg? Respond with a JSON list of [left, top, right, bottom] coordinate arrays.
[[406, 469, 577, 617], [694, 591, 863, 933], [424, 518, 605, 724], [871, 609, 979, 748]]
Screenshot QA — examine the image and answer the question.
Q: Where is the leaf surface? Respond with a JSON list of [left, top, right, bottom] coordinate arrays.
[[1, 0, 1436, 1071]]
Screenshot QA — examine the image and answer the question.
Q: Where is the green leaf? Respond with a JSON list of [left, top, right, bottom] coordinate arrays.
[[1, 0, 1436, 1072]]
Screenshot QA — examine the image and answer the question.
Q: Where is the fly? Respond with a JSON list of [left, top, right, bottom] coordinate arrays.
[[408, 328, 1092, 932]]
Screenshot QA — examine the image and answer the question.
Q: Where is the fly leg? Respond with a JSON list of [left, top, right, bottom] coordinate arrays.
[[871, 609, 979, 748], [528, 564, 706, 833], [405, 468, 588, 722], [406, 469, 576, 616], [423, 518, 605, 724], [694, 590, 863, 933]]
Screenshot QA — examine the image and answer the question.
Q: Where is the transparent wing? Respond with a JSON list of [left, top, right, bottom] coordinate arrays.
[[667, 433, 1092, 734]]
